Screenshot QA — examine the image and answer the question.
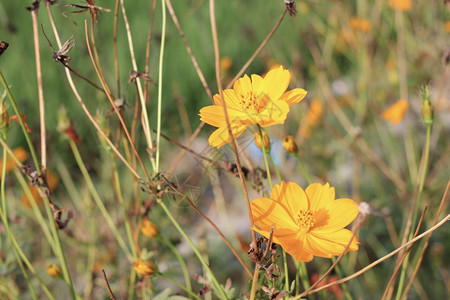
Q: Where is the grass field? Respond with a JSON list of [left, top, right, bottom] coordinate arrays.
[[0, 0, 449, 299]]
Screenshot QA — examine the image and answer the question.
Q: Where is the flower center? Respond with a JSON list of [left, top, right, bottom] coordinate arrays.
[[296, 209, 315, 232], [238, 91, 270, 113]]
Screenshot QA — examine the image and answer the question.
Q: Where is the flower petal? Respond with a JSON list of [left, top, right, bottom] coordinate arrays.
[[304, 229, 359, 257], [257, 100, 290, 127], [233, 74, 252, 99], [261, 66, 290, 100], [213, 89, 242, 110], [199, 105, 249, 128], [272, 182, 309, 217], [305, 183, 335, 212], [313, 198, 359, 232], [279, 88, 308, 106], [208, 124, 248, 148], [251, 74, 263, 94], [277, 236, 314, 262], [251, 197, 298, 232]]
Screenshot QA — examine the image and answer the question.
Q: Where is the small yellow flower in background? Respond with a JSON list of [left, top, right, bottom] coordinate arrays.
[[253, 130, 270, 150], [350, 17, 371, 32], [0, 147, 29, 178], [444, 21, 450, 33], [46, 264, 61, 278], [282, 135, 298, 153], [21, 170, 59, 207], [141, 219, 159, 238], [251, 181, 359, 262], [220, 56, 233, 72], [299, 98, 323, 139], [133, 258, 155, 276], [388, 0, 412, 11], [199, 66, 307, 148], [382, 99, 409, 124]]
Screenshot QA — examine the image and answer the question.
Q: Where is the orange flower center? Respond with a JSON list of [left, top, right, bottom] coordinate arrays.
[[297, 210, 315, 232], [238, 91, 269, 113]]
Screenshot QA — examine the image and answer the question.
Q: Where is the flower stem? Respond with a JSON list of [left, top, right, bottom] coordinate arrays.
[[249, 264, 261, 300], [158, 199, 228, 299], [258, 126, 272, 188], [293, 153, 312, 185], [395, 123, 432, 300]]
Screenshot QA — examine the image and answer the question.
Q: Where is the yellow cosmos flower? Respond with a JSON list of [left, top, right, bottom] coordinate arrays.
[[382, 99, 409, 124], [251, 181, 359, 262], [199, 66, 307, 148]]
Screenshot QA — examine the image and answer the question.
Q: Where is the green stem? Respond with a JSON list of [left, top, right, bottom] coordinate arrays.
[[69, 140, 134, 262], [157, 199, 228, 299], [0, 69, 77, 299], [155, 0, 166, 172], [258, 126, 272, 188], [268, 152, 282, 183], [332, 257, 352, 300], [159, 273, 202, 300], [110, 152, 137, 259], [297, 261, 310, 292], [249, 265, 261, 300], [395, 123, 432, 300], [159, 235, 193, 298], [293, 153, 312, 185]]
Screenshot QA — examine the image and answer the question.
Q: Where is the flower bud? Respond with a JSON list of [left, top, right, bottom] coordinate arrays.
[[140, 219, 159, 238], [133, 259, 155, 276], [253, 130, 270, 150], [421, 87, 433, 125], [46, 264, 61, 278], [282, 136, 298, 153]]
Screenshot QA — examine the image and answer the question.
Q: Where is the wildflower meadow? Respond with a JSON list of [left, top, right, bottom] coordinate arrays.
[[0, 0, 449, 299]]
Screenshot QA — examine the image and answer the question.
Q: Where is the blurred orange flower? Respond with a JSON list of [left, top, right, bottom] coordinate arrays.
[[299, 98, 323, 138], [251, 181, 359, 262], [141, 219, 159, 237], [444, 21, 450, 33], [350, 17, 371, 32], [199, 66, 307, 148], [0, 147, 29, 178], [382, 99, 409, 124], [388, 0, 412, 11], [133, 258, 155, 276]]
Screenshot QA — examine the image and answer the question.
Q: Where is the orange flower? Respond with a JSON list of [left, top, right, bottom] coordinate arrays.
[[444, 21, 450, 33], [382, 99, 409, 124], [0, 147, 28, 177], [199, 66, 307, 148], [251, 181, 359, 262], [350, 17, 371, 32], [133, 258, 155, 276], [299, 98, 323, 138], [388, 0, 412, 11], [140, 219, 159, 237]]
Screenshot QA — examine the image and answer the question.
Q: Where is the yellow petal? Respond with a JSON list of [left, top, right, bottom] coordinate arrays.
[[381, 99, 409, 125], [305, 183, 335, 212], [257, 100, 290, 127], [279, 88, 308, 106], [251, 197, 298, 231], [233, 74, 252, 99], [199, 105, 249, 128], [313, 198, 359, 232], [208, 124, 248, 148], [251, 74, 263, 94], [213, 89, 242, 110], [272, 181, 309, 216], [277, 236, 314, 262], [261, 66, 290, 100], [305, 229, 359, 257]]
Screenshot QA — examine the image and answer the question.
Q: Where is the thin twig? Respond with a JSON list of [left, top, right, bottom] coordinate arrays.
[[84, 21, 151, 182], [161, 176, 252, 277], [401, 181, 449, 299], [166, 0, 213, 100], [381, 206, 428, 299], [30, 7, 46, 168], [102, 269, 117, 300], [295, 213, 450, 298], [209, 0, 257, 250], [226, 8, 287, 89]]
